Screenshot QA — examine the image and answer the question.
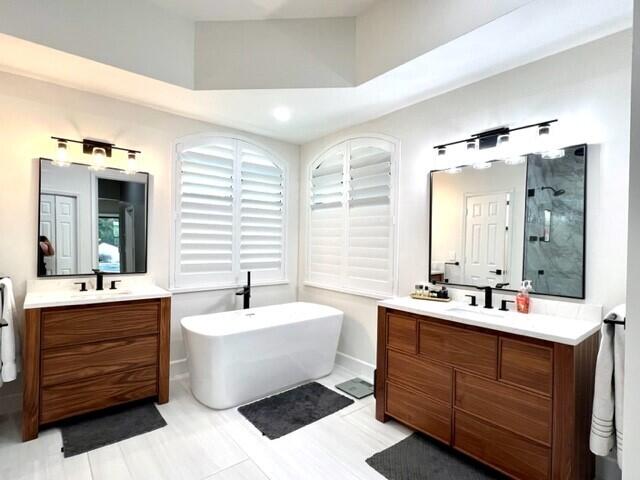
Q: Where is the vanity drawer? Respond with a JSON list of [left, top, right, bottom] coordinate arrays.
[[386, 381, 451, 443], [42, 301, 159, 349], [41, 335, 158, 387], [455, 371, 552, 445], [419, 320, 498, 378], [387, 313, 417, 354], [40, 366, 158, 424], [499, 338, 553, 396], [387, 350, 452, 404], [454, 411, 551, 480]]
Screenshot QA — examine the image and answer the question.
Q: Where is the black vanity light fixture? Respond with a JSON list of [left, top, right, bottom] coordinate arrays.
[[434, 119, 559, 172], [51, 136, 141, 174]]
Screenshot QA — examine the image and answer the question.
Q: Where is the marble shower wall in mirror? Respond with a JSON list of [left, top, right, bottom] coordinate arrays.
[[523, 145, 586, 298]]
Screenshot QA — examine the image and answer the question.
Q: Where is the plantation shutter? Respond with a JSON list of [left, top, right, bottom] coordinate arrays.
[[308, 145, 346, 286], [174, 137, 287, 288], [346, 139, 394, 295], [177, 139, 235, 285], [239, 141, 285, 276]]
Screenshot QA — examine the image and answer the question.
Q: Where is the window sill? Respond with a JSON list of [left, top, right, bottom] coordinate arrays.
[[302, 281, 393, 301], [169, 279, 290, 295]]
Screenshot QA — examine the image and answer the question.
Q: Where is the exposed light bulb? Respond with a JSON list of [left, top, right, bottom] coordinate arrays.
[[125, 151, 138, 175], [496, 134, 511, 159], [273, 106, 292, 122], [536, 123, 564, 159], [90, 147, 106, 171], [53, 139, 70, 167], [465, 140, 477, 164]]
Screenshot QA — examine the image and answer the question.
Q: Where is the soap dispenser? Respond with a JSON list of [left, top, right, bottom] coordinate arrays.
[[516, 280, 533, 314]]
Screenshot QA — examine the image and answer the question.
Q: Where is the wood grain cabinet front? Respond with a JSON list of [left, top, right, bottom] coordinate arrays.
[[375, 307, 598, 480], [22, 297, 171, 441]]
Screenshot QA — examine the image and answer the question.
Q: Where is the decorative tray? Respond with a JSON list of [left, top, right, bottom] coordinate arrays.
[[410, 294, 452, 302]]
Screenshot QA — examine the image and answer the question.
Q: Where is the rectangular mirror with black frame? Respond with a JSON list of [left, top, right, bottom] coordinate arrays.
[[38, 158, 149, 277], [429, 144, 587, 299]]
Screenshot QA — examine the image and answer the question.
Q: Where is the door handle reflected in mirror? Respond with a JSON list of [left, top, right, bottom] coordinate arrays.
[[489, 269, 503, 275]]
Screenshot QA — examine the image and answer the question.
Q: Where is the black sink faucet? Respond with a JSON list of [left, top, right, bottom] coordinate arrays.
[[92, 269, 104, 291], [236, 271, 251, 309], [475, 286, 493, 309]]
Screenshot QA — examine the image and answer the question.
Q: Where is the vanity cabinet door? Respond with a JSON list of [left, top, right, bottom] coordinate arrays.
[[42, 301, 159, 348], [454, 411, 551, 480], [386, 313, 417, 354], [386, 381, 451, 444], [387, 350, 452, 404], [419, 319, 498, 378], [40, 366, 158, 424], [41, 335, 158, 386], [455, 371, 552, 445], [499, 338, 553, 396]]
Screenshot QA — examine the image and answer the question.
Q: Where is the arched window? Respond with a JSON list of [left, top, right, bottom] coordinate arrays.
[[173, 136, 286, 288], [306, 137, 398, 297]]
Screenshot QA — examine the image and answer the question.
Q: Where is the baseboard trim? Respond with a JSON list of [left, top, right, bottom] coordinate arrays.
[[335, 352, 375, 383], [170, 358, 188, 379]]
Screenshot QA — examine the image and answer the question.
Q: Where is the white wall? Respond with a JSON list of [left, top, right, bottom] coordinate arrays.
[[0, 70, 300, 407], [299, 31, 632, 370], [0, 0, 195, 88], [623, 1, 640, 477], [195, 17, 355, 89]]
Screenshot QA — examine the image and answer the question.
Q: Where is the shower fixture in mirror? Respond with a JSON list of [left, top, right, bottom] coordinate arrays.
[[429, 144, 587, 299], [38, 158, 149, 277]]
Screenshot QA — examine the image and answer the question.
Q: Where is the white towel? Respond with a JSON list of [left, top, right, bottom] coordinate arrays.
[[0, 277, 19, 386], [590, 304, 625, 469]]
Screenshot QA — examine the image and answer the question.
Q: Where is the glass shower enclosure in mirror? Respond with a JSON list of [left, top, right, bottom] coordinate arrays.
[[38, 158, 149, 277], [429, 144, 586, 299]]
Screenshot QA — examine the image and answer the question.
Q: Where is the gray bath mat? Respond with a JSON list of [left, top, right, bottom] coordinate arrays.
[[238, 382, 354, 439], [366, 433, 505, 479], [60, 402, 167, 457]]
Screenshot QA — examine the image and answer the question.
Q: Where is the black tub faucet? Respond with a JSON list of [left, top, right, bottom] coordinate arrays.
[[92, 269, 104, 291], [236, 271, 251, 309], [475, 286, 493, 309]]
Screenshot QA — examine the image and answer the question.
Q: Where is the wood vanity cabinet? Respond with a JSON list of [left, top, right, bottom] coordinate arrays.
[[22, 297, 171, 441], [375, 307, 598, 480]]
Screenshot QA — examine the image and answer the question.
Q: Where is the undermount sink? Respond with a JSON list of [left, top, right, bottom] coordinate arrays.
[[69, 289, 132, 299], [446, 307, 503, 318]]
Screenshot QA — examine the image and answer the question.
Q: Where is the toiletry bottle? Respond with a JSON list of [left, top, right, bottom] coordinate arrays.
[[516, 280, 533, 314]]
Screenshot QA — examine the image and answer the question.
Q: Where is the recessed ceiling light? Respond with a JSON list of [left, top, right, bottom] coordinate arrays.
[[273, 107, 292, 122]]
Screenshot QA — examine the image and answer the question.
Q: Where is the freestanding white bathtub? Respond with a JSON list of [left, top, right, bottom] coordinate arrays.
[[181, 302, 343, 409]]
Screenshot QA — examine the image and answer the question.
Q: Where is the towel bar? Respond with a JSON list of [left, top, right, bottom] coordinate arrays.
[[603, 313, 626, 329]]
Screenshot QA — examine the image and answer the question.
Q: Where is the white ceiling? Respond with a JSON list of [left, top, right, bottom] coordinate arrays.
[[146, 0, 378, 21], [0, 0, 632, 144]]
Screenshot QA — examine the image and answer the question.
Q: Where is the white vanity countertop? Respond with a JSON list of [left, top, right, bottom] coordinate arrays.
[[24, 278, 171, 309], [379, 296, 602, 345]]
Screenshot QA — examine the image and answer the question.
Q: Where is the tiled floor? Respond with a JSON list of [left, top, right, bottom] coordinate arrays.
[[0, 366, 411, 480]]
